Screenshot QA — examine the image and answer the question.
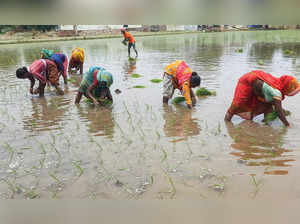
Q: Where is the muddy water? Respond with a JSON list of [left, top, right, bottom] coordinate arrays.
[[1, 30, 300, 199]]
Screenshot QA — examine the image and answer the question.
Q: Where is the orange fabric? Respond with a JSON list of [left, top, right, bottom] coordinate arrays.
[[182, 81, 192, 105], [165, 60, 193, 105], [228, 70, 300, 119], [71, 48, 85, 63], [46, 60, 59, 86], [165, 60, 192, 89], [123, 31, 135, 43]]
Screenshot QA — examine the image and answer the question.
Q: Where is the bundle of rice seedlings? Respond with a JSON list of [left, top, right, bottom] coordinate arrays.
[[172, 97, 185, 104], [196, 87, 216, 96], [264, 109, 291, 124], [150, 79, 163, 83]]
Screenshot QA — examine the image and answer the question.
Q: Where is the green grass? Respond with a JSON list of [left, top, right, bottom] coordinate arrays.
[[132, 85, 146, 88], [172, 97, 185, 104], [131, 73, 142, 78], [196, 87, 216, 96], [264, 109, 291, 124], [150, 79, 163, 83]]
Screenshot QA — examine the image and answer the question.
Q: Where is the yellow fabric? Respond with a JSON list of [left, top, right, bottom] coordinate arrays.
[[165, 60, 183, 78], [72, 48, 85, 63], [182, 81, 192, 106]]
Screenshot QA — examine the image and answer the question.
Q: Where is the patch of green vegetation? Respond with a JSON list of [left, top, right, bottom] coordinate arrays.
[[150, 79, 163, 83], [131, 73, 142, 78], [283, 49, 294, 55], [258, 59, 264, 65], [236, 48, 243, 53], [172, 97, 185, 104], [196, 87, 216, 96], [264, 109, 291, 124], [85, 98, 113, 106], [132, 85, 146, 88], [128, 57, 136, 61], [67, 77, 77, 84]]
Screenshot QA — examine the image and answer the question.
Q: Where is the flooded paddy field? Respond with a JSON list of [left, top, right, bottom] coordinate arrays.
[[1, 30, 300, 199]]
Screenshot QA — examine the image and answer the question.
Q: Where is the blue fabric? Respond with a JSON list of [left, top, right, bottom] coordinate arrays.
[[50, 53, 66, 72]]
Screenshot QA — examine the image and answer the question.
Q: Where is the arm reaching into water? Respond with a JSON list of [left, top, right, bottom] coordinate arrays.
[[190, 89, 196, 106], [106, 88, 113, 103], [87, 83, 99, 106], [273, 99, 290, 127], [29, 76, 35, 94]]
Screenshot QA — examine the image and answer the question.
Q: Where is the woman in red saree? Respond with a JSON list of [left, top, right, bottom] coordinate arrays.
[[225, 70, 300, 127]]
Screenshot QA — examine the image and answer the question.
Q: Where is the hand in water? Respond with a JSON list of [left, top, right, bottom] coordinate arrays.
[[93, 100, 99, 106]]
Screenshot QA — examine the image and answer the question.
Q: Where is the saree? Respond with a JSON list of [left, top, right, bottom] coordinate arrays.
[[228, 70, 300, 119]]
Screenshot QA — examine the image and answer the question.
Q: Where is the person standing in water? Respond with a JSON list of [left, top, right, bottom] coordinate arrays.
[[16, 59, 64, 97], [68, 47, 85, 75], [75, 66, 113, 106], [225, 70, 300, 127], [41, 48, 68, 84], [121, 28, 138, 58], [163, 60, 201, 109]]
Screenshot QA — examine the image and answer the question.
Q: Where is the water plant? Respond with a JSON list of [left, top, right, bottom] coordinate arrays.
[[150, 79, 163, 83], [131, 74, 142, 78], [264, 109, 291, 124], [85, 98, 112, 106], [196, 87, 216, 96], [72, 161, 84, 177], [132, 85, 146, 88], [283, 49, 293, 55], [258, 59, 264, 65], [172, 96, 185, 104]]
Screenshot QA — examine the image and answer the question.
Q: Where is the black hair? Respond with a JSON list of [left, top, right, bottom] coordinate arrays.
[[190, 72, 201, 87], [16, 67, 28, 79]]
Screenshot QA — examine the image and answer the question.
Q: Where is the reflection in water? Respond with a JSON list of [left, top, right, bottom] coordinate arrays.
[[225, 121, 294, 175], [163, 105, 200, 142], [23, 97, 70, 132], [249, 42, 277, 62], [77, 106, 114, 138], [122, 59, 137, 76]]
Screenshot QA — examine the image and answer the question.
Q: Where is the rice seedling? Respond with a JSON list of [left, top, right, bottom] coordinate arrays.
[[72, 161, 84, 177], [49, 173, 60, 183], [150, 175, 154, 185], [264, 109, 291, 124], [283, 49, 293, 55], [85, 98, 112, 107], [161, 148, 168, 162], [258, 59, 264, 65], [150, 79, 163, 83], [128, 57, 136, 61], [172, 96, 185, 104], [196, 87, 216, 96], [131, 74, 142, 78], [67, 77, 77, 84], [25, 190, 40, 199], [4, 143, 15, 164], [162, 169, 176, 199], [249, 174, 263, 198], [132, 85, 146, 89]]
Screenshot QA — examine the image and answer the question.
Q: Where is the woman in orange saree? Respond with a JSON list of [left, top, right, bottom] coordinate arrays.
[[225, 70, 300, 126]]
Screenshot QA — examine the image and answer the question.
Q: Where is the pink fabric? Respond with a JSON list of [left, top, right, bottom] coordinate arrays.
[[176, 61, 192, 89], [29, 59, 47, 83], [63, 55, 68, 78]]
